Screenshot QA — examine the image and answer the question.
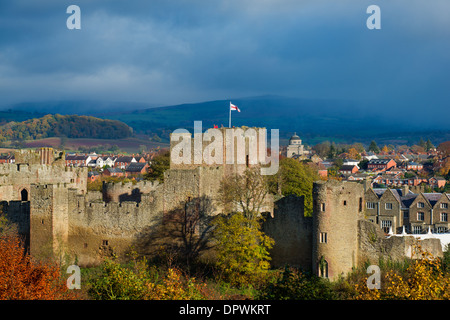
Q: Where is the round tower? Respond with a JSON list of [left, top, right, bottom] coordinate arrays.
[[312, 180, 365, 280]]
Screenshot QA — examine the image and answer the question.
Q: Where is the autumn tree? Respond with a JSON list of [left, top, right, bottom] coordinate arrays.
[[211, 212, 274, 286], [218, 166, 269, 221], [0, 235, 77, 300], [214, 166, 275, 285], [312, 141, 331, 159], [348, 147, 361, 160], [353, 246, 450, 300]]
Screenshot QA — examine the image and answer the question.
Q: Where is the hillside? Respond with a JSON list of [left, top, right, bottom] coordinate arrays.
[[106, 95, 450, 146], [0, 114, 132, 141], [2, 96, 449, 146]]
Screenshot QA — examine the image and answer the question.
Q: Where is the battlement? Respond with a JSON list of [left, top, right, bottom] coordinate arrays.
[[102, 180, 160, 203], [14, 148, 64, 165]]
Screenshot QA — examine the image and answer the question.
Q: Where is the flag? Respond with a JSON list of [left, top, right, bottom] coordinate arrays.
[[230, 102, 240, 112]]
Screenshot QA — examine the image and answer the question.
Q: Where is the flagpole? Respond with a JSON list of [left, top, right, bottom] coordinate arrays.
[[229, 101, 231, 128]]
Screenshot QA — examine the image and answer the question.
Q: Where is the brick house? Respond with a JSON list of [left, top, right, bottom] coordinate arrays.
[[429, 176, 447, 188], [339, 165, 359, 175], [406, 162, 423, 171], [125, 163, 149, 177], [65, 155, 91, 167], [88, 171, 100, 182], [103, 167, 124, 177], [114, 156, 136, 169], [367, 159, 397, 171]]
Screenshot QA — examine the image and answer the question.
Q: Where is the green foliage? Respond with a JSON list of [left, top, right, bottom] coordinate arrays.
[[358, 159, 369, 170], [87, 258, 211, 300], [443, 244, 450, 275], [212, 212, 274, 286], [269, 158, 319, 216], [0, 114, 132, 141], [258, 267, 335, 300], [368, 140, 380, 153], [145, 150, 170, 182], [88, 258, 150, 300]]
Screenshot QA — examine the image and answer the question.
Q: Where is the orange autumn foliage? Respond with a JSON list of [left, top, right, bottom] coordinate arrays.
[[0, 236, 77, 300]]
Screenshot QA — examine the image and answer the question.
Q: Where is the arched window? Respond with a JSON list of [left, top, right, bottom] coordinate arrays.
[[20, 188, 28, 201], [318, 256, 329, 278]]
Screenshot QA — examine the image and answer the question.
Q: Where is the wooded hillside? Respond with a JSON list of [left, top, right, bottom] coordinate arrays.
[[0, 114, 132, 141]]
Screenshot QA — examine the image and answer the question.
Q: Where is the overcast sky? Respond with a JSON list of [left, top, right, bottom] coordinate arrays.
[[0, 0, 449, 119]]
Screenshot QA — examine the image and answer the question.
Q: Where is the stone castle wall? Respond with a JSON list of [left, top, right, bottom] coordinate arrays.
[[263, 195, 312, 270], [102, 180, 160, 203], [2, 146, 445, 276]]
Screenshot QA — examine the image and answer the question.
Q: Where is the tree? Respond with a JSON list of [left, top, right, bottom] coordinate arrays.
[[218, 166, 269, 221], [353, 246, 450, 300], [368, 140, 380, 153], [268, 158, 319, 216], [312, 141, 331, 159], [358, 159, 369, 170], [426, 139, 434, 152], [0, 235, 77, 300], [328, 143, 337, 159], [348, 147, 361, 160], [437, 141, 450, 156], [211, 212, 274, 286], [145, 150, 170, 182], [418, 138, 426, 150]]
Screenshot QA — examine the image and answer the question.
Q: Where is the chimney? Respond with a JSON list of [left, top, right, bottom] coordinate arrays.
[[401, 185, 409, 195]]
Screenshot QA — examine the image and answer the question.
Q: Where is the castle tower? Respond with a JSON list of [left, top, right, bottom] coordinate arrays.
[[169, 125, 270, 176], [312, 180, 365, 280], [30, 183, 70, 262]]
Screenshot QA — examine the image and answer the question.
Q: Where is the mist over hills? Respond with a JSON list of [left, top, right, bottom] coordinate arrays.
[[2, 95, 449, 146]]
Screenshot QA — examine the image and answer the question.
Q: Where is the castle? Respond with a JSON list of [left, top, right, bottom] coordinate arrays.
[[1, 128, 446, 280]]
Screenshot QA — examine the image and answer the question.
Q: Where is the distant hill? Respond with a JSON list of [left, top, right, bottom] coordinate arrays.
[[1, 96, 449, 146], [0, 114, 132, 141], [106, 95, 450, 146]]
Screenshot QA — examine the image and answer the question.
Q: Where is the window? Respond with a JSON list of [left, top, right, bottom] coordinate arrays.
[[318, 258, 328, 278], [320, 232, 328, 243], [366, 202, 376, 209], [417, 202, 425, 208], [437, 227, 448, 233], [84, 243, 88, 248], [441, 212, 448, 222], [20, 188, 28, 201], [359, 198, 363, 212], [413, 226, 422, 234], [441, 203, 448, 209], [102, 240, 109, 246], [381, 220, 392, 233], [385, 203, 393, 210], [321, 203, 326, 212], [343, 200, 347, 206], [417, 212, 425, 221]]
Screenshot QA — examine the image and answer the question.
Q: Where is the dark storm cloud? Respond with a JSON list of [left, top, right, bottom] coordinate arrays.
[[0, 0, 449, 124]]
